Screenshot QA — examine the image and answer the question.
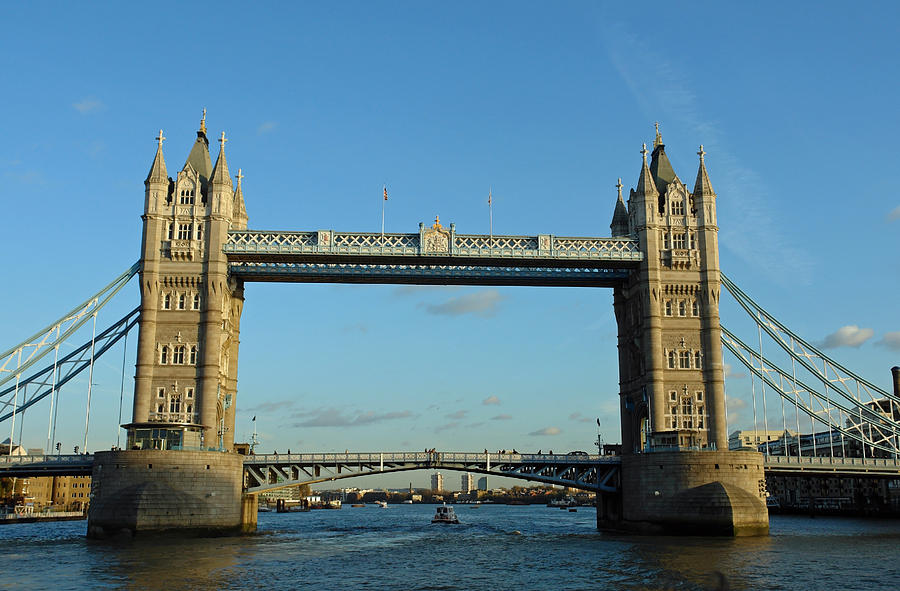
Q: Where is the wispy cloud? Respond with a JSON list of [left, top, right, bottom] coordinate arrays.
[[888, 205, 900, 222], [291, 408, 414, 427], [435, 422, 459, 433], [257, 121, 277, 134], [528, 426, 561, 436], [602, 21, 813, 284], [245, 400, 296, 413], [341, 323, 368, 334], [491, 414, 512, 421], [724, 363, 746, 379], [876, 331, 900, 351], [446, 410, 467, 420], [482, 395, 500, 406], [423, 290, 505, 318], [820, 325, 874, 349], [568, 412, 594, 423], [73, 97, 104, 114]]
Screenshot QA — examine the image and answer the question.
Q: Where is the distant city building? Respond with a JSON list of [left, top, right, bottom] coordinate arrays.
[[728, 429, 795, 451], [461, 472, 474, 493], [431, 472, 443, 491], [477, 476, 488, 491]]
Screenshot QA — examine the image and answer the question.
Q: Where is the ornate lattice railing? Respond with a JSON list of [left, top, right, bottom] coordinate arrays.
[[225, 229, 642, 263]]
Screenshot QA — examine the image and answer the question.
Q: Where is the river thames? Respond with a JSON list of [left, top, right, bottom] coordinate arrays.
[[0, 505, 898, 590]]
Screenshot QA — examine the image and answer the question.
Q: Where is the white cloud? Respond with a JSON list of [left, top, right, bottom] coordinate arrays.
[[568, 412, 594, 423], [291, 408, 414, 427], [257, 121, 277, 134], [491, 414, 512, 421], [73, 98, 104, 114], [888, 205, 900, 222], [821, 325, 874, 349], [877, 331, 900, 351], [528, 426, 561, 436], [446, 410, 467, 420], [423, 290, 505, 318], [482, 395, 500, 405], [724, 363, 746, 379]]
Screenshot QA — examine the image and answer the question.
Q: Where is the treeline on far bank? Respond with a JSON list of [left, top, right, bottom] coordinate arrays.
[[333, 486, 594, 505]]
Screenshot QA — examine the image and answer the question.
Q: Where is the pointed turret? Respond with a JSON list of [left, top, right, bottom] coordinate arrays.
[[233, 168, 248, 230], [183, 109, 213, 193], [692, 145, 715, 198], [145, 130, 168, 184], [635, 143, 658, 198], [210, 131, 233, 190], [649, 123, 677, 196], [610, 178, 630, 237]]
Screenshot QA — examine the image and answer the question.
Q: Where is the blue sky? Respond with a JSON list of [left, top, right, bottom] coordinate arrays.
[[2, 2, 898, 488]]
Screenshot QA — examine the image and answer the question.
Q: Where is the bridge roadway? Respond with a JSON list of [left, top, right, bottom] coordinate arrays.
[[2, 453, 899, 491]]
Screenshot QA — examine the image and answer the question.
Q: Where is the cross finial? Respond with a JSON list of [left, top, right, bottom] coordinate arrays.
[[433, 215, 442, 229], [219, 131, 228, 149], [235, 168, 244, 185], [697, 145, 706, 162], [155, 129, 165, 148], [640, 143, 648, 161], [616, 178, 623, 198], [199, 108, 207, 134]]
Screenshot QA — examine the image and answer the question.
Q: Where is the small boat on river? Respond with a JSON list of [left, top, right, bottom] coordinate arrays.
[[432, 504, 460, 524], [376, 500, 388, 508]]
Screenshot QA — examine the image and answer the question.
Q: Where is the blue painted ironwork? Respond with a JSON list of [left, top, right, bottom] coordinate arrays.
[[0, 453, 93, 477], [0, 308, 140, 424], [242, 451, 621, 494]]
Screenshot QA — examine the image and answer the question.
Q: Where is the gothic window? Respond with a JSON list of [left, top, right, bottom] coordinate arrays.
[[692, 300, 700, 316], [694, 351, 703, 369], [167, 223, 174, 240], [189, 345, 197, 365], [678, 301, 687, 316], [671, 199, 684, 216], [673, 233, 687, 249], [668, 351, 677, 369], [186, 404, 193, 414], [196, 225, 203, 242], [681, 398, 694, 429], [664, 300, 673, 316], [157, 404, 164, 413], [670, 391, 677, 402], [177, 223, 193, 240], [661, 231, 670, 249], [689, 232, 696, 249], [185, 387, 194, 399], [172, 345, 185, 365], [162, 293, 171, 310], [169, 395, 181, 414], [679, 350, 691, 369], [178, 293, 186, 310], [160, 346, 169, 365], [179, 188, 194, 205], [696, 391, 703, 402], [192, 293, 201, 310], [157, 388, 165, 398]]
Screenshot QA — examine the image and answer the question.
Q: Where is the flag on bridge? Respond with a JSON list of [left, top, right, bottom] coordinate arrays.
[[252, 416, 256, 422]]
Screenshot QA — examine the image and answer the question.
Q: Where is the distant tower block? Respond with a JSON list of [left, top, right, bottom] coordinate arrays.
[[431, 472, 444, 491]]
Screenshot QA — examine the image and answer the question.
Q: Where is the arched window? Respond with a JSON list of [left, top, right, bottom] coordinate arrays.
[[160, 346, 169, 365], [664, 301, 672, 316], [692, 300, 700, 316], [186, 404, 193, 414], [189, 345, 197, 365], [178, 293, 186, 310], [162, 293, 171, 310], [173, 345, 185, 364], [169, 395, 181, 413], [681, 397, 694, 429], [694, 351, 703, 369], [679, 350, 691, 369], [671, 199, 684, 216], [167, 223, 174, 240], [678, 301, 687, 316], [192, 293, 201, 310], [196, 225, 203, 242], [668, 351, 677, 369], [157, 404, 164, 413]]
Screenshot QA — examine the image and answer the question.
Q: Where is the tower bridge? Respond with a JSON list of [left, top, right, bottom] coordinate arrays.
[[2, 116, 898, 537]]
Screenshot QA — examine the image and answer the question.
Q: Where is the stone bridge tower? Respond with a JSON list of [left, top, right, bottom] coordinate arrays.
[[613, 128, 726, 454], [127, 113, 248, 452], [605, 127, 767, 535]]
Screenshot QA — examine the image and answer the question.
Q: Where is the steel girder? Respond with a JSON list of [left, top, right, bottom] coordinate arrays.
[[242, 452, 621, 494], [0, 453, 93, 478], [763, 455, 900, 478]]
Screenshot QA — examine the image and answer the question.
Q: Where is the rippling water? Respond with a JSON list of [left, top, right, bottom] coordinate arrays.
[[1, 506, 898, 590]]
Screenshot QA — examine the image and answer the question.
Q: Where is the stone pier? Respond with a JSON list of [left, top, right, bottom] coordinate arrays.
[[87, 450, 252, 538]]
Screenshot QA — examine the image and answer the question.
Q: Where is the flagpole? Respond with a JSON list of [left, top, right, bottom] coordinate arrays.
[[488, 186, 493, 249], [381, 184, 386, 241]]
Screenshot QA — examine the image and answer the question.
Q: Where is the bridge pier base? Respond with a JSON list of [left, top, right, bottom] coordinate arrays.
[[598, 451, 769, 536], [87, 450, 251, 538]]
